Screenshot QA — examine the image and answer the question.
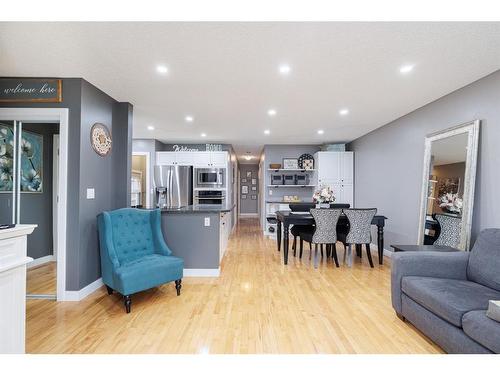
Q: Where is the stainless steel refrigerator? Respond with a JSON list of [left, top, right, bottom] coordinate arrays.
[[154, 165, 193, 208]]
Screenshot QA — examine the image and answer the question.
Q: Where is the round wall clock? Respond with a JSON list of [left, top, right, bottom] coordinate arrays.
[[90, 123, 112, 157], [298, 153, 314, 169]]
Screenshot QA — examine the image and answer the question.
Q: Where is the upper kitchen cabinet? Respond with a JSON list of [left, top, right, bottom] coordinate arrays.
[[156, 151, 228, 168]]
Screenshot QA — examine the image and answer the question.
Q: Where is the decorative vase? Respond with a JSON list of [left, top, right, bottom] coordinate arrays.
[[316, 203, 330, 208]]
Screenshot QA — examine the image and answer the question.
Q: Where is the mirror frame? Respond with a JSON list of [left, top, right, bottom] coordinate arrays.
[[417, 120, 480, 250]]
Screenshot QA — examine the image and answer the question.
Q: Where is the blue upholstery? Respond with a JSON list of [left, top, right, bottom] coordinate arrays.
[[97, 208, 183, 297]]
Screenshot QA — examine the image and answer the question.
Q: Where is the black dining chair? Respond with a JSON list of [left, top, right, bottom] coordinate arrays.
[[339, 208, 377, 268], [298, 208, 343, 267], [289, 203, 315, 256]]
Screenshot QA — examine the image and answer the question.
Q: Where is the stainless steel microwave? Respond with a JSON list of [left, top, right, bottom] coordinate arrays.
[[195, 168, 226, 188]]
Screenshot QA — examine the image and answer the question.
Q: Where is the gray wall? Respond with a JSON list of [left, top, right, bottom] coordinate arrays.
[[0, 78, 133, 291], [239, 164, 259, 214], [348, 70, 500, 248]]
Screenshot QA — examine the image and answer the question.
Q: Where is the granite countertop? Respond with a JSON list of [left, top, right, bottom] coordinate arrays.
[[161, 203, 235, 213]]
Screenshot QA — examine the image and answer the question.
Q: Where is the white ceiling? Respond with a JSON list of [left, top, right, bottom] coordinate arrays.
[[432, 133, 468, 166], [1, 22, 500, 164]]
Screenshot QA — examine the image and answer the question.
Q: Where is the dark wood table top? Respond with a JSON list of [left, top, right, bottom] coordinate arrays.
[[391, 244, 460, 252]]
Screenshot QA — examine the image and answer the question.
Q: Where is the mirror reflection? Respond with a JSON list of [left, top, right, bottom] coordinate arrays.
[[424, 133, 468, 247]]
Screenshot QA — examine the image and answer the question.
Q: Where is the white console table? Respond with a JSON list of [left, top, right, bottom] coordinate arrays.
[[0, 224, 36, 354]]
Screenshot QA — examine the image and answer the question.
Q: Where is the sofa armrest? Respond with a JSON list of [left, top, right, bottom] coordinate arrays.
[[391, 251, 469, 315]]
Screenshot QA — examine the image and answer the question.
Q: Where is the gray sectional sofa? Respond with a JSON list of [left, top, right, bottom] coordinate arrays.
[[391, 228, 500, 354]]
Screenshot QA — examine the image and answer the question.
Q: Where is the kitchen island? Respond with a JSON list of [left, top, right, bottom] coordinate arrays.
[[161, 204, 235, 277]]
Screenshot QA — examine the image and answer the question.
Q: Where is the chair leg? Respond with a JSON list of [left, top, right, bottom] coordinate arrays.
[[332, 243, 340, 267], [175, 279, 182, 296], [356, 244, 362, 258], [106, 285, 113, 295], [326, 244, 331, 258], [320, 244, 324, 257], [124, 295, 131, 313], [293, 236, 297, 257], [314, 244, 319, 268], [365, 244, 374, 268], [299, 239, 304, 259]]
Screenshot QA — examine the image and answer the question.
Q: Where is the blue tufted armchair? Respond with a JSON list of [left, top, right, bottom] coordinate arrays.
[[97, 208, 184, 313]]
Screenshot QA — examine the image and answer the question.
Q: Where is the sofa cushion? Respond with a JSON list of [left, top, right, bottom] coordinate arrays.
[[114, 254, 184, 295], [467, 228, 500, 291], [401, 276, 500, 327], [462, 310, 500, 353]]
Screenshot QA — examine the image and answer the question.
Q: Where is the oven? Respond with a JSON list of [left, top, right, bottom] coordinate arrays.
[[195, 168, 226, 188], [194, 190, 226, 205]]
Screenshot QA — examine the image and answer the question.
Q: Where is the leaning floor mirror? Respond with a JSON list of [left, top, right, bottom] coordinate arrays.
[[418, 120, 480, 250]]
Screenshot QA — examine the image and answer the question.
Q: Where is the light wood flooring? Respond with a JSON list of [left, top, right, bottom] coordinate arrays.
[[26, 218, 443, 354], [27, 261, 57, 295]]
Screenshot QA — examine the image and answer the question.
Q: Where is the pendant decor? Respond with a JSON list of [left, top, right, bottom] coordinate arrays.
[[90, 123, 112, 157]]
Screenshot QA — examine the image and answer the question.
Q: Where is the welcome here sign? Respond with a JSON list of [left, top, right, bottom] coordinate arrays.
[[0, 78, 62, 103]]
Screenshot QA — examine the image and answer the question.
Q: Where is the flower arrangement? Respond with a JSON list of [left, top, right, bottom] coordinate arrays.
[[438, 192, 463, 214], [312, 185, 336, 204]]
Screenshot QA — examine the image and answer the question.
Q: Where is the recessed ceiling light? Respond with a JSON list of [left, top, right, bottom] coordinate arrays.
[[339, 108, 349, 116], [185, 115, 194, 123], [244, 155, 253, 161], [264, 129, 270, 135], [279, 64, 291, 75], [317, 130, 324, 135], [200, 133, 207, 137], [147, 125, 155, 131], [399, 64, 414, 74], [267, 109, 277, 117], [156, 65, 168, 74]]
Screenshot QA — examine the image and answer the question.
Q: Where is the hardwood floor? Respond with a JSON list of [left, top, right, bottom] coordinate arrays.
[[27, 261, 57, 295], [26, 218, 442, 354]]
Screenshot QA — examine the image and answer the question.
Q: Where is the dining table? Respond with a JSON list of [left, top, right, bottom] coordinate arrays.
[[275, 210, 388, 265]]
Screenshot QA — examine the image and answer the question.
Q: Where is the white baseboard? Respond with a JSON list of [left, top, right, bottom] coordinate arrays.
[[63, 278, 104, 301], [28, 254, 55, 269], [183, 268, 220, 277], [369, 243, 393, 259]]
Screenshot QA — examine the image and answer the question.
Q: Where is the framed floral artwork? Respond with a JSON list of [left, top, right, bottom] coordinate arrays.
[[0, 123, 43, 193]]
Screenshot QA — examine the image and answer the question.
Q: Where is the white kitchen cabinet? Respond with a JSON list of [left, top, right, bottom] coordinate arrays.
[[0, 225, 36, 354], [156, 152, 177, 165], [210, 152, 228, 167], [156, 151, 228, 168], [315, 151, 354, 207]]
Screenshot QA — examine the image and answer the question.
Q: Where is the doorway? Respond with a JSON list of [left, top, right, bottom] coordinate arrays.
[[131, 152, 151, 208], [238, 164, 260, 218], [0, 108, 68, 301]]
